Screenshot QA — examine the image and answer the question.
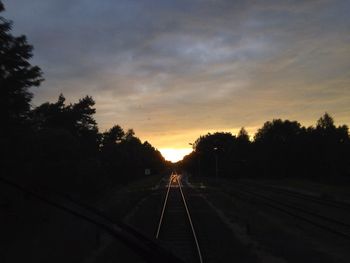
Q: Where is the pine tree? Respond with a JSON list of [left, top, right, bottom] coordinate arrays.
[[0, 2, 43, 129]]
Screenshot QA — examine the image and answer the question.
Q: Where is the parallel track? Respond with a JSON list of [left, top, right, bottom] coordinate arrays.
[[241, 181, 350, 210], [226, 183, 350, 240]]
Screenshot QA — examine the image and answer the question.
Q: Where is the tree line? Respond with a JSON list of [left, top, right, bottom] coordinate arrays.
[[180, 115, 350, 182], [0, 3, 168, 200], [2, 0, 350, 201]]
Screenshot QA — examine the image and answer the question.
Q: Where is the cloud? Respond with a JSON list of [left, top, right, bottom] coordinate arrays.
[[3, 0, 350, 149]]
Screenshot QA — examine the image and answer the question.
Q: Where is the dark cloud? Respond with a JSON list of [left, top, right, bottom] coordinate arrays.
[[3, 0, 350, 148]]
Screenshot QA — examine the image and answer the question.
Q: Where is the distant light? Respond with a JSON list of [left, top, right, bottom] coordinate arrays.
[[159, 148, 192, 163]]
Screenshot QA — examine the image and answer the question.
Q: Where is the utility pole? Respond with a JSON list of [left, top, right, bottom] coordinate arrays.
[[214, 147, 218, 180], [198, 153, 201, 177]]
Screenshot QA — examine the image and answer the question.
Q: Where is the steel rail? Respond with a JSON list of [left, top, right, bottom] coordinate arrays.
[[231, 182, 350, 228], [0, 176, 185, 263], [229, 186, 350, 240], [237, 181, 350, 210], [177, 176, 204, 263], [240, 187, 350, 227], [155, 175, 172, 239]]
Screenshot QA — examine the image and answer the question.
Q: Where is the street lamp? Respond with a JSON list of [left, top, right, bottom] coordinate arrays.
[[214, 147, 218, 180]]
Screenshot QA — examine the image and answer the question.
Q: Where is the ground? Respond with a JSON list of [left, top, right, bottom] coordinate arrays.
[[1, 174, 350, 263]]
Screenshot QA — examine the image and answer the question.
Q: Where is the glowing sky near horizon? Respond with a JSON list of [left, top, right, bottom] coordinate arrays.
[[4, 0, 350, 161], [159, 148, 192, 163]]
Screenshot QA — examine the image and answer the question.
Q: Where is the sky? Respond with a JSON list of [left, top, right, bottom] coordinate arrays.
[[3, 0, 350, 162]]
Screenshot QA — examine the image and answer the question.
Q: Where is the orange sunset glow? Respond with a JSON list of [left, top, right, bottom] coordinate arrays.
[[5, 0, 350, 162]]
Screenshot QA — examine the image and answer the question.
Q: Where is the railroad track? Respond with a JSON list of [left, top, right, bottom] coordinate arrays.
[[241, 181, 350, 210], [156, 173, 203, 263], [0, 176, 186, 263], [225, 183, 350, 240]]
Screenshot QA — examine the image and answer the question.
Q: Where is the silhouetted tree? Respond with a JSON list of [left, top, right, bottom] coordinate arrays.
[[124, 128, 136, 141], [237, 127, 250, 142], [102, 125, 125, 146], [181, 114, 350, 181], [100, 125, 166, 184], [254, 119, 302, 143], [33, 95, 99, 147], [27, 94, 101, 193], [0, 1, 169, 202], [235, 127, 251, 172], [253, 119, 304, 177], [188, 132, 237, 177], [306, 113, 350, 179], [0, 3, 43, 129], [0, 3, 43, 181], [316, 112, 335, 130]]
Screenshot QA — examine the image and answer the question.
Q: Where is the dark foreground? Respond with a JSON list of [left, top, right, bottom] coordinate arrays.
[[1, 174, 350, 263]]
